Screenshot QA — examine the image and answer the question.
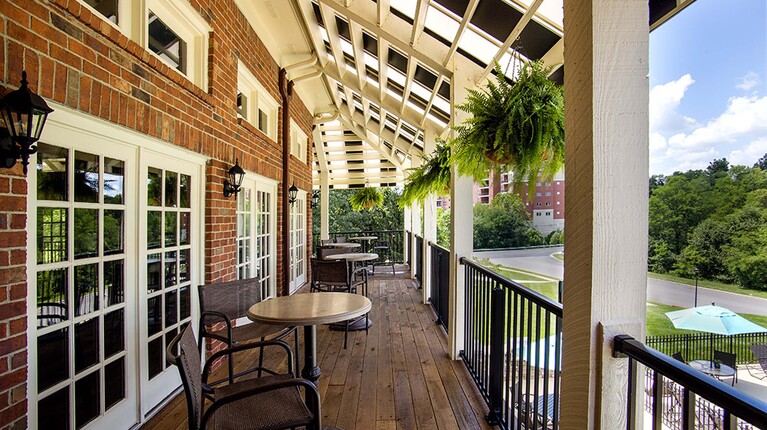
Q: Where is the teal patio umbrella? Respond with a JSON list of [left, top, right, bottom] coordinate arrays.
[[665, 304, 767, 335]]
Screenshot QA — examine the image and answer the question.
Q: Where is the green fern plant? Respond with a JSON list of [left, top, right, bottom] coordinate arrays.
[[350, 186, 384, 211], [400, 139, 452, 207], [452, 60, 564, 187]]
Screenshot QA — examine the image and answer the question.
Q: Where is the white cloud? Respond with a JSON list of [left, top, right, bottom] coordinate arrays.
[[650, 76, 767, 174], [649, 74, 699, 135], [728, 138, 767, 166], [736, 71, 760, 91]]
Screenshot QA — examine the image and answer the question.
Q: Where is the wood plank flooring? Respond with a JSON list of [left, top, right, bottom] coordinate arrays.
[[143, 270, 493, 430]]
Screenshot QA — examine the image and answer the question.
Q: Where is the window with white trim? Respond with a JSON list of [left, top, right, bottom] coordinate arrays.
[[290, 120, 308, 162], [145, 0, 210, 88], [238, 60, 279, 141]]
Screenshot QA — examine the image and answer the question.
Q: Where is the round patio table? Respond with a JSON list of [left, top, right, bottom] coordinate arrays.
[[689, 359, 736, 379], [349, 236, 378, 253], [248, 292, 371, 392], [321, 242, 361, 249]]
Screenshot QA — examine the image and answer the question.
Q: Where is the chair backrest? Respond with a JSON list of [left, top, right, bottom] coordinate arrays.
[[320, 239, 333, 245], [167, 325, 203, 430], [198, 277, 262, 323], [334, 236, 347, 243], [313, 259, 350, 287], [714, 350, 736, 368], [671, 352, 685, 363], [750, 344, 767, 362]]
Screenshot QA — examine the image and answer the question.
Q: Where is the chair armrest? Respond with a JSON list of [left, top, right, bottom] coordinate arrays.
[[199, 311, 234, 336], [201, 377, 321, 429], [201, 339, 295, 383]]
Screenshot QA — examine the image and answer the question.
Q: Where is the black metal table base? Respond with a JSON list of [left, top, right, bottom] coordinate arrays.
[[328, 316, 372, 331]]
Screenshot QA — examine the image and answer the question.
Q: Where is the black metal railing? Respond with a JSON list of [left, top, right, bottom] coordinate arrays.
[[647, 332, 767, 365], [312, 230, 405, 262], [460, 257, 563, 430], [428, 241, 450, 331], [414, 235, 423, 287], [615, 335, 767, 430]]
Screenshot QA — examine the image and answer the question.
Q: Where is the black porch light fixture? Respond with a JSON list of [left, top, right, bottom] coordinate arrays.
[[223, 159, 245, 198], [288, 182, 298, 205], [0, 71, 54, 174], [311, 189, 319, 208]]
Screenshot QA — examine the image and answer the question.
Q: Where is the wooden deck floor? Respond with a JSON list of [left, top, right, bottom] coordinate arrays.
[[143, 269, 493, 430]]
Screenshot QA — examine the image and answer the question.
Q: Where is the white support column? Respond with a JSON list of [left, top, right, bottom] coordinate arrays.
[[412, 197, 422, 284], [561, 0, 649, 428], [448, 63, 475, 359], [320, 171, 330, 240], [422, 131, 437, 305]]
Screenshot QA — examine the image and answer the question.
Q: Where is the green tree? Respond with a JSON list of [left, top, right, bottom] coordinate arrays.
[[473, 193, 533, 249], [436, 207, 451, 247]]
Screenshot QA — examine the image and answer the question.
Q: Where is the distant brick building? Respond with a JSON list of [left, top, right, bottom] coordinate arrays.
[[437, 169, 565, 235]]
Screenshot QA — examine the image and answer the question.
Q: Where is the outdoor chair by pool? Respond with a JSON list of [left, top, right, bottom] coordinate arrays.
[[713, 350, 737, 385], [198, 278, 299, 384], [167, 324, 321, 430], [748, 344, 767, 380]]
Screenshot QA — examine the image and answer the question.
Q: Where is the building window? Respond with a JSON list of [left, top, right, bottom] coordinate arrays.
[[238, 60, 279, 141], [557, 191, 560, 195], [148, 12, 186, 74], [545, 192, 551, 196], [545, 211, 552, 216], [535, 202, 542, 207], [83, 0, 119, 23], [145, 0, 211, 88], [546, 202, 551, 206], [536, 192, 542, 197], [536, 181, 542, 186], [290, 120, 308, 162]]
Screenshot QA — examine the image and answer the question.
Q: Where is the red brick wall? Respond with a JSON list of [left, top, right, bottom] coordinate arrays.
[[0, 0, 315, 426]]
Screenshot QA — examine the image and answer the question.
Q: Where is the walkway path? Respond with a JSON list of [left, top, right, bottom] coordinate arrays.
[[475, 247, 767, 315]]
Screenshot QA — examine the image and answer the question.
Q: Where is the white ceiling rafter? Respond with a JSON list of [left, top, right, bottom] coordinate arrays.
[[410, 0, 429, 46], [319, 2, 349, 80], [348, 21, 368, 90], [419, 74, 446, 128], [442, 0, 480, 68]]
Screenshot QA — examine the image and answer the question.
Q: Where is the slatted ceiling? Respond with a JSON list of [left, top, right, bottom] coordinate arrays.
[[549, 65, 564, 86], [295, 0, 689, 188], [471, 0, 520, 42]]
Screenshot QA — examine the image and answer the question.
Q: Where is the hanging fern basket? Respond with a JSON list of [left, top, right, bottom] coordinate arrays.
[[451, 60, 565, 185], [350, 187, 384, 211], [400, 139, 452, 207]]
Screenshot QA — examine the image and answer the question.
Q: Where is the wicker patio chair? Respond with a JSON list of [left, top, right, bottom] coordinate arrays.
[[167, 324, 321, 430], [371, 239, 395, 275], [198, 278, 298, 385], [713, 350, 737, 385], [748, 344, 767, 380], [311, 258, 368, 348]]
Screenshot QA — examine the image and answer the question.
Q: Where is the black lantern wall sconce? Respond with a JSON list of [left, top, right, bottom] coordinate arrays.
[[223, 159, 245, 198], [288, 183, 298, 206], [0, 71, 54, 175], [311, 189, 319, 208]]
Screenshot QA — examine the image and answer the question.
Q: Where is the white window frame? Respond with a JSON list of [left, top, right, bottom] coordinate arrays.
[[238, 60, 279, 141], [77, 0, 137, 38], [290, 119, 308, 162], [289, 191, 307, 293], [236, 174, 278, 299], [143, 0, 211, 89]]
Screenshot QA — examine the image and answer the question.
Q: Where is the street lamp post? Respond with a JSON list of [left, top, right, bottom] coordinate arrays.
[[694, 267, 700, 307]]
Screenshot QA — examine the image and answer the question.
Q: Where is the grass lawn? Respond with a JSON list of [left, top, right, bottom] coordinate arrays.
[[649, 272, 767, 300], [552, 252, 564, 261], [646, 302, 767, 337]]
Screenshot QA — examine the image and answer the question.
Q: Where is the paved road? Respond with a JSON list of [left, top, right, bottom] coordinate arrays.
[[475, 247, 767, 315]]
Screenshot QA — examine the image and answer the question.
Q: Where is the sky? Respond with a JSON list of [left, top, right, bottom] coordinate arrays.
[[649, 0, 767, 175]]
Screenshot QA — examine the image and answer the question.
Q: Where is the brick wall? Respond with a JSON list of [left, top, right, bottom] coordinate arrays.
[[0, 0, 314, 426]]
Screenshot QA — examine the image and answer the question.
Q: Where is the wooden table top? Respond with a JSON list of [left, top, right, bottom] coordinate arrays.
[[328, 252, 378, 261], [247, 292, 371, 326], [349, 236, 378, 241], [320, 242, 361, 249]]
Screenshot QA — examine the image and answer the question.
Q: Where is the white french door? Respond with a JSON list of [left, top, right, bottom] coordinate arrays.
[[236, 176, 277, 299], [289, 192, 307, 293], [28, 128, 138, 430], [138, 150, 202, 415]]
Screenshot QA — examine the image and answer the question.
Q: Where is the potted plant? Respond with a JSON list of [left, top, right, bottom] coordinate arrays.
[[399, 139, 452, 207], [451, 60, 565, 188], [350, 186, 384, 211]]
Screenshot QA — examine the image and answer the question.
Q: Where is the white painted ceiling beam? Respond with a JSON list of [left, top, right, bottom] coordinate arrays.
[[442, 0, 480, 68]]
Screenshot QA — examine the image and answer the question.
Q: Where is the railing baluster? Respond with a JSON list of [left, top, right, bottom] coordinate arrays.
[[487, 287, 505, 425]]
